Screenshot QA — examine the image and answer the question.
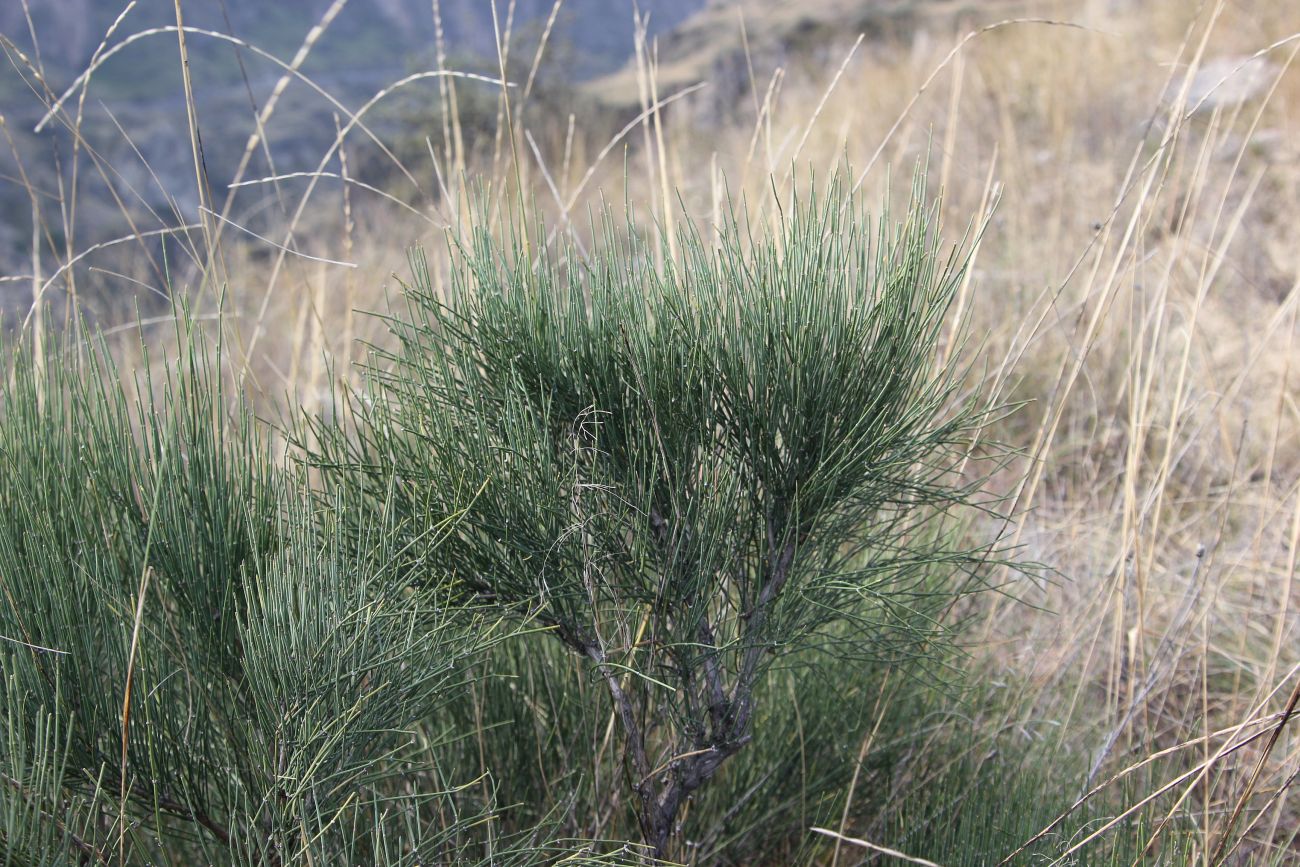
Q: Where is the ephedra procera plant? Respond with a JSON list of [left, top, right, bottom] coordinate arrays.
[[308, 173, 1013, 860]]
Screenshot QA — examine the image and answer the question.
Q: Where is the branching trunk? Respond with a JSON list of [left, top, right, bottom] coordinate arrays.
[[592, 521, 797, 861], [584, 643, 660, 848]]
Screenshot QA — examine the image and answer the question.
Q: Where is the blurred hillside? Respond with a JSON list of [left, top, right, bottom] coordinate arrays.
[[0, 0, 704, 90], [0, 0, 1030, 303], [0, 0, 701, 297], [585, 0, 1031, 109]]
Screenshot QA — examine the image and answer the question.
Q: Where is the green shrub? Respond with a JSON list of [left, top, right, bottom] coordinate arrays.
[[2, 175, 1027, 864], [307, 174, 1009, 860]]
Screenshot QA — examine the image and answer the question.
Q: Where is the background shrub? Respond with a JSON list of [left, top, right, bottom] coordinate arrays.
[[0, 321, 639, 865]]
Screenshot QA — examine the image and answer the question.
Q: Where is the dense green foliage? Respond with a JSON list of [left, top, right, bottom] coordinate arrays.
[[0, 324, 637, 864], [304, 177, 1011, 858], [3, 182, 1238, 865]]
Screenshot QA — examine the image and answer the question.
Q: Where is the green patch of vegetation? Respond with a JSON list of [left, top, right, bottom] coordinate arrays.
[[2, 177, 1292, 865]]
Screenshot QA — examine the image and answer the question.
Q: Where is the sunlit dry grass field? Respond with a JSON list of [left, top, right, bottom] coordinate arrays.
[[2, 0, 1298, 863]]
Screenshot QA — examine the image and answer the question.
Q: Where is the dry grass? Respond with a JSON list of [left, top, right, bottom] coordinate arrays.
[[3, 0, 1299, 861], [733, 2, 1300, 859]]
